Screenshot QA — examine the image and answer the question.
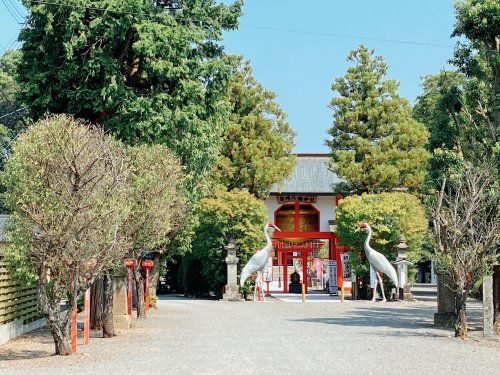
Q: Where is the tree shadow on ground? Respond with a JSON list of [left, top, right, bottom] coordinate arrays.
[[0, 325, 109, 361], [288, 304, 483, 337], [0, 327, 54, 361]]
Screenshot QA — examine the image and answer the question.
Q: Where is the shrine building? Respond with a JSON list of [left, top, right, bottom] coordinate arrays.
[[265, 153, 349, 294]]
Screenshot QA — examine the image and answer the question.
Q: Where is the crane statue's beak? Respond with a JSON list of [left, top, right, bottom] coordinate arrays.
[[268, 222, 281, 232]]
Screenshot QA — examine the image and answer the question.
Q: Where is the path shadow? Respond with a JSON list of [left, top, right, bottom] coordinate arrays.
[[0, 349, 53, 361], [0, 327, 54, 361], [288, 305, 454, 337]]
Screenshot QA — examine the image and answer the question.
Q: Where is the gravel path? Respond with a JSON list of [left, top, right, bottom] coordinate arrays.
[[1, 296, 499, 374]]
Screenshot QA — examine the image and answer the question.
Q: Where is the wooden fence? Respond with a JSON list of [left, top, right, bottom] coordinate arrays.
[[0, 256, 41, 325]]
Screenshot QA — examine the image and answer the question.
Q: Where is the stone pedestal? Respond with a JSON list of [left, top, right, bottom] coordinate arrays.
[[434, 273, 456, 327], [222, 239, 243, 301], [113, 272, 133, 329], [482, 275, 494, 338], [392, 237, 413, 301]]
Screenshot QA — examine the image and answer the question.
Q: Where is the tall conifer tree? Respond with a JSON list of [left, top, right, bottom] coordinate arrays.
[[327, 45, 429, 193]]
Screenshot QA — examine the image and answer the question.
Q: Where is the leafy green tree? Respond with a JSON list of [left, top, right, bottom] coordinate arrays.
[[210, 59, 296, 198], [336, 192, 428, 287], [18, 0, 242, 193], [1, 115, 130, 355], [125, 144, 185, 318], [413, 71, 468, 189], [327, 45, 429, 194], [184, 189, 267, 297], [0, 49, 27, 132], [452, 0, 499, 143]]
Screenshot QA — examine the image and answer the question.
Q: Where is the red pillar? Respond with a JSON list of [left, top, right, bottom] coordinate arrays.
[[83, 288, 90, 345], [302, 251, 308, 294], [283, 252, 288, 293], [145, 267, 151, 311], [125, 259, 138, 317], [141, 260, 154, 312], [335, 242, 344, 292]]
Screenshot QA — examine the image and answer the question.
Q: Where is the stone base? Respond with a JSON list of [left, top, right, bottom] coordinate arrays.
[[222, 293, 243, 301], [403, 292, 413, 301], [434, 312, 456, 327], [114, 314, 133, 330], [222, 284, 243, 301]]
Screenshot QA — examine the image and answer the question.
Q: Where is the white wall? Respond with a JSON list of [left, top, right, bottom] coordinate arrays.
[[264, 196, 336, 232]]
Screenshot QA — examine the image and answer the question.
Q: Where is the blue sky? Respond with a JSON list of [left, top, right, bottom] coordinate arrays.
[[1, 1, 458, 152]]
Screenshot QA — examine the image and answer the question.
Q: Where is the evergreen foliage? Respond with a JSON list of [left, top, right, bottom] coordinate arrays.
[[327, 45, 429, 194], [336, 192, 428, 277], [18, 0, 243, 193], [0, 49, 27, 133], [184, 189, 267, 297], [211, 59, 296, 198]]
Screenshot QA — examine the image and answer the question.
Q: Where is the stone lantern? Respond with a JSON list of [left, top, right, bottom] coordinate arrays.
[[222, 238, 243, 301], [391, 236, 413, 301]]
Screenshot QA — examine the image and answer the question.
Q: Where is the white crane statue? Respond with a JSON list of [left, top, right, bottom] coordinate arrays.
[[360, 223, 399, 302], [240, 222, 281, 301]]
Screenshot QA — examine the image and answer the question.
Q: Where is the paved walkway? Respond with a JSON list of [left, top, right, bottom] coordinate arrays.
[[1, 296, 499, 374]]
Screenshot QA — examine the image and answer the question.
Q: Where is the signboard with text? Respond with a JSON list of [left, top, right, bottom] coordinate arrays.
[[328, 260, 338, 295]]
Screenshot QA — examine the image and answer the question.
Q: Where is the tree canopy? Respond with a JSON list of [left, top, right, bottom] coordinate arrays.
[[0, 49, 27, 133], [336, 192, 428, 275], [210, 59, 296, 198], [1, 114, 130, 354], [327, 45, 429, 194], [18, 0, 243, 193], [126, 144, 185, 255], [183, 189, 267, 297], [451, 0, 499, 157]]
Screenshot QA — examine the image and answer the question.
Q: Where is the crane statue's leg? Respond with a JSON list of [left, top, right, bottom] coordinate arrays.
[[371, 283, 377, 302], [376, 272, 387, 302], [253, 274, 257, 301], [370, 265, 377, 302]]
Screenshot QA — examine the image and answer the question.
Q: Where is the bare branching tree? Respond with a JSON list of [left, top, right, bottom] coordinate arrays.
[[431, 164, 499, 338], [2, 115, 131, 355], [124, 144, 185, 319]]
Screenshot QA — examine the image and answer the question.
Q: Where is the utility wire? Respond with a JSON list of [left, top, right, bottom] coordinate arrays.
[[1, 0, 22, 23], [6, 0, 25, 19], [0, 106, 29, 121], [24, 0, 495, 52]]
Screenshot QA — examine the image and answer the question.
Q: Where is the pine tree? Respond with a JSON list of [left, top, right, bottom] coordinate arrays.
[[327, 45, 429, 193]]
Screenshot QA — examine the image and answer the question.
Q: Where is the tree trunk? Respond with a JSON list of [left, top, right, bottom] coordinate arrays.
[[38, 281, 72, 355], [134, 265, 146, 319], [102, 270, 115, 338], [90, 278, 103, 330], [149, 252, 162, 300], [455, 291, 468, 339]]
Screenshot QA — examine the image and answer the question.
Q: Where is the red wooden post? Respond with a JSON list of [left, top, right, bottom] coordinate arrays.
[[283, 251, 288, 293], [83, 258, 96, 346], [125, 259, 138, 317], [83, 288, 90, 345], [71, 307, 77, 353], [141, 260, 154, 312], [302, 251, 308, 294], [277, 248, 282, 288]]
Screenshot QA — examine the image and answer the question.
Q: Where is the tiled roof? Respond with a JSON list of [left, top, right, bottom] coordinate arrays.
[[270, 154, 340, 194]]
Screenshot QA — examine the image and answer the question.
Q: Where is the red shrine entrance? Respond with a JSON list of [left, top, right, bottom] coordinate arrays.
[[270, 200, 344, 293]]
